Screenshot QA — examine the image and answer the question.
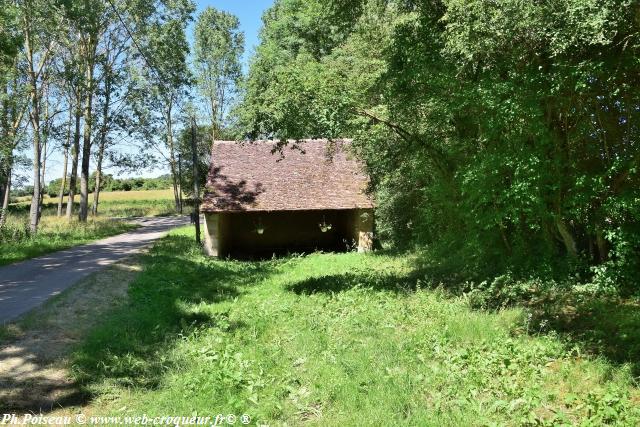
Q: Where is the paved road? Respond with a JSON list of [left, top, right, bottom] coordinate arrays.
[[0, 216, 189, 324]]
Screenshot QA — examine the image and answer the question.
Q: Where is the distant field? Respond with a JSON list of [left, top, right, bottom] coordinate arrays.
[[9, 189, 177, 218], [12, 189, 174, 205]]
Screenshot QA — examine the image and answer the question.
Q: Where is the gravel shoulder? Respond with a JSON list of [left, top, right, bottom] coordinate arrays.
[[0, 256, 143, 412]]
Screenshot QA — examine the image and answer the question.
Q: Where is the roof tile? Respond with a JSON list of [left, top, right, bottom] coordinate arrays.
[[201, 139, 374, 212]]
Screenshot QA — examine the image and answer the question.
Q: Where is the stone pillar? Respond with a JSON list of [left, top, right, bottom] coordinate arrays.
[[354, 209, 374, 253], [203, 212, 225, 257]]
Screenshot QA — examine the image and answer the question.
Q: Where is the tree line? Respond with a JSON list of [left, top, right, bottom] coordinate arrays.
[[44, 173, 172, 196], [0, 0, 243, 232], [236, 0, 640, 291], [3, 0, 639, 291]]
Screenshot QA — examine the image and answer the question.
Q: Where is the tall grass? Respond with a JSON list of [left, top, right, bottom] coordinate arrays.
[[0, 214, 136, 266], [9, 189, 177, 218], [0, 190, 177, 265], [67, 228, 640, 425]]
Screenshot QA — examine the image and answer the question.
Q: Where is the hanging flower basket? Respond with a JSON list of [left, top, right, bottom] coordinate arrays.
[[254, 218, 265, 235], [319, 216, 332, 233]]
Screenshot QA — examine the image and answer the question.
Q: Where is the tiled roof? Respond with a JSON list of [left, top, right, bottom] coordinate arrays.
[[201, 139, 374, 212]]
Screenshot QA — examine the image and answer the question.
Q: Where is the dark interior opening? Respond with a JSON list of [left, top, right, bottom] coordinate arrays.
[[224, 209, 357, 259]]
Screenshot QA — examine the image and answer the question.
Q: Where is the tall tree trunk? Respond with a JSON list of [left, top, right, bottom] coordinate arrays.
[[58, 101, 73, 216], [25, 20, 42, 234], [66, 95, 82, 219], [170, 163, 179, 210], [39, 84, 50, 221], [0, 88, 8, 224], [209, 95, 217, 143], [92, 71, 112, 216], [91, 142, 106, 216], [1, 62, 26, 229], [177, 154, 183, 213], [28, 108, 42, 234], [79, 45, 96, 222], [0, 168, 10, 229], [165, 102, 180, 210], [1, 83, 8, 186], [555, 218, 578, 258], [0, 172, 6, 214], [57, 145, 69, 217], [92, 146, 103, 216], [595, 228, 609, 262], [1, 72, 20, 229], [191, 117, 201, 245], [39, 132, 47, 221]]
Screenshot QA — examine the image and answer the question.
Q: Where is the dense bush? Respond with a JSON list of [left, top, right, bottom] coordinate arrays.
[[0, 217, 31, 244], [237, 0, 640, 295]]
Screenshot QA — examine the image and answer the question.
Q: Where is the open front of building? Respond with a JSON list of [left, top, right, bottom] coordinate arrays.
[[204, 208, 374, 257], [201, 139, 374, 258]]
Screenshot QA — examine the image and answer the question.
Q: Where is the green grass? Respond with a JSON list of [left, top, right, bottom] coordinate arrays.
[[67, 227, 640, 425], [1, 190, 177, 265], [9, 189, 177, 218], [94, 198, 176, 218], [0, 215, 136, 266]]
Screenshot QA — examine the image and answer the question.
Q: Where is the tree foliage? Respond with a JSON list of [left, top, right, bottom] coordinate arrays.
[[194, 6, 243, 141], [1, 0, 197, 228], [238, 0, 640, 290]]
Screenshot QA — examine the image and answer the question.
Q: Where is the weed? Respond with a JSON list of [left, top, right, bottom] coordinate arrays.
[[63, 228, 640, 425]]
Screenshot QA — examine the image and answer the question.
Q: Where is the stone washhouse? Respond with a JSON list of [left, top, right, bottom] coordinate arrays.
[[201, 139, 375, 257]]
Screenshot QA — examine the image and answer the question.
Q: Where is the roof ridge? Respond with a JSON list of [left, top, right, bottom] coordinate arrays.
[[212, 138, 353, 145]]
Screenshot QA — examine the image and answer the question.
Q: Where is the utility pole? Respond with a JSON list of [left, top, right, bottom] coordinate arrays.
[[177, 153, 183, 214], [191, 117, 201, 245]]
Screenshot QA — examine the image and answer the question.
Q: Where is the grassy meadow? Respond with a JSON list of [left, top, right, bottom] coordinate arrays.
[[10, 189, 177, 218], [54, 227, 640, 426], [0, 189, 177, 265]]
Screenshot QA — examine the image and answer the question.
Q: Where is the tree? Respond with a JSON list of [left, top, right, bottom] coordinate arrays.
[[0, 0, 24, 228], [238, 0, 640, 290], [128, 2, 194, 211], [3, 0, 198, 229], [56, 104, 71, 216], [68, 0, 110, 222], [59, 44, 85, 220], [92, 22, 130, 216], [194, 6, 243, 143], [20, 0, 59, 233]]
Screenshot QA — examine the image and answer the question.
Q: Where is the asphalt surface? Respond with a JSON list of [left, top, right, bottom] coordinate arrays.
[[0, 215, 189, 324]]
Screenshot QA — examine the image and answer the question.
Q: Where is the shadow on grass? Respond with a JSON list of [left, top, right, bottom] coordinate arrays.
[[69, 249, 416, 409], [541, 298, 640, 377], [286, 270, 419, 295], [15, 239, 639, 412], [68, 234, 273, 402], [286, 256, 640, 380], [401, 255, 640, 378]]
